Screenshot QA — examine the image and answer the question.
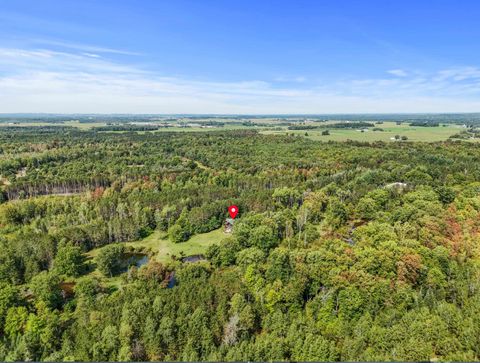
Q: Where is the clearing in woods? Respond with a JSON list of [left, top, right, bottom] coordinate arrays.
[[87, 227, 224, 263]]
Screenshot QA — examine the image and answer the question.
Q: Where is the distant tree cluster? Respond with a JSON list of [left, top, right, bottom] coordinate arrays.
[[287, 125, 321, 130], [326, 121, 375, 129], [409, 121, 440, 127], [94, 125, 162, 132]]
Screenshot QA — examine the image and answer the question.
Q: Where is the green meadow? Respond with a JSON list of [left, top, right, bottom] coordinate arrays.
[[0, 119, 471, 142], [262, 121, 467, 142], [87, 227, 224, 264]]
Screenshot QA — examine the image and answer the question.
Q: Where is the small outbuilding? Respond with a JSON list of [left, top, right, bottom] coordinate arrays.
[[224, 218, 234, 233]]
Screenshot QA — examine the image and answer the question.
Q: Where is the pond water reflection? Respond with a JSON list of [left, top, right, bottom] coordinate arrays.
[[121, 253, 149, 272]]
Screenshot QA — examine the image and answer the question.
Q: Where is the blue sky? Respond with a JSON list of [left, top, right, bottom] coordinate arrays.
[[1, 0, 480, 113]]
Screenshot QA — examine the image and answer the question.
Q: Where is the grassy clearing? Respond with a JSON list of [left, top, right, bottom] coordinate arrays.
[[87, 227, 225, 263], [133, 228, 225, 263], [82, 228, 224, 288], [262, 121, 468, 142], [63, 120, 109, 129]]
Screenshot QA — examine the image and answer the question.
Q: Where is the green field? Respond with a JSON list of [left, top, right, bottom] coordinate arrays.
[[2, 119, 469, 142], [87, 227, 225, 263], [128, 227, 224, 262], [82, 228, 224, 288], [262, 121, 467, 142]]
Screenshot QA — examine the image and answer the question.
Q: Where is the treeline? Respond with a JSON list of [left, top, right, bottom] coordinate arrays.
[[94, 125, 163, 132], [327, 121, 375, 128], [3, 180, 108, 200], [0, 125, 75, 134], [287, 122, 375, 130], [409, 121, 440, 127], [287, 125, 321, 130]]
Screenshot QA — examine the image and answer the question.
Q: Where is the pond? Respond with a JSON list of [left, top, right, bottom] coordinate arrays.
[[181, 254, 206, 263], [167, 273, 177, 288], [120, 253, 149, 272]]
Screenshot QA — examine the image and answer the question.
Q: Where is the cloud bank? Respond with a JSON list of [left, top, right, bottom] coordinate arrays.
[[1, 46, 480, 113]]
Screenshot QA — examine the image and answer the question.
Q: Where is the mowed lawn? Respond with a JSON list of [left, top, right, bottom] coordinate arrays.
[[128, 228, 225, 262], [262, 122, 468, 142], [87, 228, 225, 263]]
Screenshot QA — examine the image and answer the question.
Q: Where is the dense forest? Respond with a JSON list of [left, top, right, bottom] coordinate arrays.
[[1, 126, 480, 361]]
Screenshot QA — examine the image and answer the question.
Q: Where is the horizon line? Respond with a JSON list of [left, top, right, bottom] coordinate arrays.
[[1, 112, 480, 117]]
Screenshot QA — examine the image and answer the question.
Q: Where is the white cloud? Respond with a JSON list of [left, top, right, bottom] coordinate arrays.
[[1, 46, 480, 113], [273, 76, 307, 83], [82, 52, 101, 58], [30, 39, 142, 56], [387, 69, 408, 77]]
